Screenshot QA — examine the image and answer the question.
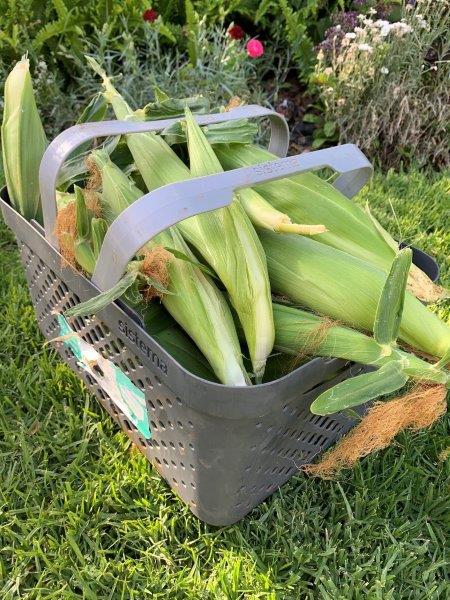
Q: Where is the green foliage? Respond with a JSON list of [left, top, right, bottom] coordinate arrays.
[[185, 0, 199, 66], [315, 0, 450, 169]]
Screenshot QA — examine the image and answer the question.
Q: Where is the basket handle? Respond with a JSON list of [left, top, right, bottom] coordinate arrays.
[[92, 143, 373, 291], [39, 105, 289, 248]]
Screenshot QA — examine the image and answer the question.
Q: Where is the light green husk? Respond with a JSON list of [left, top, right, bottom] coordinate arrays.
[[182, 108, 274, 380], [214, 144, 447, 303], [89, 149, 249, 386], [261, 229, 450, 359], [273, 303, 449, 385], [1, 56, 47, 221], [86, 57, 273, 379]]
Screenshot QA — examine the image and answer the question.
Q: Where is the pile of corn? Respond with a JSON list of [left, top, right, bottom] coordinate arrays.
[[2, 56, 449, 417]]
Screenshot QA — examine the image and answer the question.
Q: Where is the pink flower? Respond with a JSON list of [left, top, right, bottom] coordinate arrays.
[[228, 25, 245, 40], [246, 38, 264, 58], [143, 8, 158, 22]]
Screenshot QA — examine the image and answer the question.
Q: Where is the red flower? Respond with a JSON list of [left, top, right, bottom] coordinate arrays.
[[143, 8, 158, 22], [228, 24, 245, 40], [246, 38, 264, 58]]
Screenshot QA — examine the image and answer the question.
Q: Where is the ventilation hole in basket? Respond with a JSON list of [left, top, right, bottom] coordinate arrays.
[[158, 421, 165, 430], [138, 437, 147, 447], [181, 480, 186, 487], [119, 361, 129, 374], [156, 399, 163, 409], [325, 419, 340, 432], [148, 400, 156, 411], [160, 440, 167, 448], [154, 457, 161, 465], [162, 458, 169, 466], [116, 337, 125, 350], [165, 398, 172, 408], [189, 443, 194, 451], [168, 441, 175, 449], [93, 325, 105, 340], [110, 340, 121, 355], [134, 355, 143, 368], [90, 329, 100, 343], [53, 288, 62, 302], [136, 379, 145, 391], [190, 500, 197, 508], [282, 404, 290, 413], [150, 420, 157, 430], [177, 421, 183, 429], [190, 482, 196, 489], [127, 358, 136, 371], [167, 421, 174, 430], [145, 377, 153, 389], [170, 460, 177, 468], [176, 397, 182, 406], [84, 373, 96, 386], [154, 375, 162, 386], [172, 478, 178, 485], [188, 421, 194, 429], [256, 422, 262, 429], [245, 465, 251, 472], [303, 380, 328, 395], [189, 464, 195, 471]]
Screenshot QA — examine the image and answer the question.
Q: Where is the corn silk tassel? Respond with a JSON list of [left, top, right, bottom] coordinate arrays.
[[75, 149, 250, 386], [303, 383, 447, 478], [1, 56, 47, 222], [86, 57, 273, 380], [214, 144, 447, 303], [260, 229, 450, 359]]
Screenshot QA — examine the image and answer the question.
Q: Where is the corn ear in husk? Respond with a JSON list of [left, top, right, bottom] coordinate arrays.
[[1, 56, 47, 221], [261, 229, 450, 359], [215, 144, 447, 303]]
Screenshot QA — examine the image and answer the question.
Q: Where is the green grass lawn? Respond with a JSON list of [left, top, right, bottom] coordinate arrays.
[[1, 169, 449, 599]]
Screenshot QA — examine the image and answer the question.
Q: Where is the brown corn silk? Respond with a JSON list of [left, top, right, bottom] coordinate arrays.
[[304, 384, 447, 479], [141, 246, 173, 300], [54, 202, 77, 266]]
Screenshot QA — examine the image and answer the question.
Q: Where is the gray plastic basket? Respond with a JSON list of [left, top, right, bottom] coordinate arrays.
[[0, 105, 416, 525]]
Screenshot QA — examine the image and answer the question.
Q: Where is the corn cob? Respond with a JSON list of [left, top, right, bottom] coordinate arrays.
[[260, 228, 450, 359], [1, 56, 47, 222], [88, 149, 249, 386], [214, 144, 446, 303], [273, 303, 449, 385]]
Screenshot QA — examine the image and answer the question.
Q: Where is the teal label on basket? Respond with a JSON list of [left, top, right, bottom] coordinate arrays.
[[57, 314, 151, 439]]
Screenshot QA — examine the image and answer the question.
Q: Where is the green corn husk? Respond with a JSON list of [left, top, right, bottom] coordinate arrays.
[[182, 108, 275, 379], [214, 144, 447, 303], [87, 58, 274, 379], [261, 229, 450, 359], [1, 56, 47, 221], [273, 303, 449, 385], [89, 149, 249, 386]]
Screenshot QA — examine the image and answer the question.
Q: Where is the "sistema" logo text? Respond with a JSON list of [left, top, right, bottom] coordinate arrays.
[[118, 320, 168, 375]]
